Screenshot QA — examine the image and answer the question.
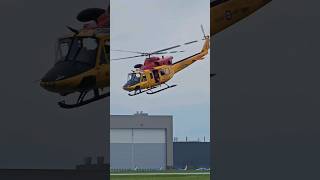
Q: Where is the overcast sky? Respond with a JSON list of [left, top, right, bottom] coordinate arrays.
[[0, 0, 109, 169], [110, 0, 210, 140]]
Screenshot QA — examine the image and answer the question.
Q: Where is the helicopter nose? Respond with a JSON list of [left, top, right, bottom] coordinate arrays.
[[40, 80, 57, 92], [123, 83, 134, 91], [39, 63, 69, 93], [123, 84, 129, 91]]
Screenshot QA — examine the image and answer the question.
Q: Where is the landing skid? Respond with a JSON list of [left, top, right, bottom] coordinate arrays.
[[58, 89, 109, 109], [146, 84, 177, 95], [128, 86, 158, 96], [128, 89, 148, 96], [128, 84, 177, 96]]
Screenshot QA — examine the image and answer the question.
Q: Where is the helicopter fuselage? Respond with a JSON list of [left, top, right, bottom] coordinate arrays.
[[39, 7, 110, 108], [123, 65, 174, 92], [40, 29, 109, 96]]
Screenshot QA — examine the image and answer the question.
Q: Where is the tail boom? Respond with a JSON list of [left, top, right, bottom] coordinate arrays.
[[211, 0, 272, 35], [172, 37, 210, 74]]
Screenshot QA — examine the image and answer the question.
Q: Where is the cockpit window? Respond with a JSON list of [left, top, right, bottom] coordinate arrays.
[[68, 38, 82, 60], [127, 73, 141, 85], [55, 37, 98, 66], [55, 38, 71, 61]]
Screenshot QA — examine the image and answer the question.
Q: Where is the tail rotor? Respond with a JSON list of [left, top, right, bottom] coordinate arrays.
[[201, 24, 209, 39]]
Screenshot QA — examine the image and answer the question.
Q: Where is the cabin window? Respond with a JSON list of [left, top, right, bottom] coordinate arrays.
[[142, 75, 147, 82], [160, 69, 165, 76], [164, 68, 170, 74]]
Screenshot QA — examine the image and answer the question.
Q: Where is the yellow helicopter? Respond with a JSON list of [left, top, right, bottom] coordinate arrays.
[[40, 8, 109, 109], [210, 0, 272, 76], [112, 26, 210, 96]]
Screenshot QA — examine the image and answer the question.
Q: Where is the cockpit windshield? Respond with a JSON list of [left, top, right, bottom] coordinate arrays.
[[127, 73, 141, 85], [55, 37, 98, 66]]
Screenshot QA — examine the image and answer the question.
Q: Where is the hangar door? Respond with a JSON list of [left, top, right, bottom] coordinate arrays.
[[110, 128, 166, 170]]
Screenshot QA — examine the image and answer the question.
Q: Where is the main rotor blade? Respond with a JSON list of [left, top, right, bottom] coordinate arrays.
[[150, 45, 181, 55], [154, 50, 185, 54], [169, 50, 185, 53], [112, 37, 202, 60], [150, 39, 200, 55], [184, 40, 198, 45], [111, 49, 146, 54], [111, 54, 145, 61]]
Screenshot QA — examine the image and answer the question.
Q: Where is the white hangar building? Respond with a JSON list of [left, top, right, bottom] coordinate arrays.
[[110, 113, 173, 170]]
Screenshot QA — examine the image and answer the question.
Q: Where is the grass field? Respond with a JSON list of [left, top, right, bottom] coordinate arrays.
[[111, 174, 210, 180]]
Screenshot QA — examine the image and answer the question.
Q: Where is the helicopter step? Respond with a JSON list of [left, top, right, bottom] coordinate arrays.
[[146, 84, 177, 95], [58, 89, 109, 109]]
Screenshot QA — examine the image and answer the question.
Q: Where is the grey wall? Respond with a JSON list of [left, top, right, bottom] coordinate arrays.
[[174, 142, 210, 169]]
